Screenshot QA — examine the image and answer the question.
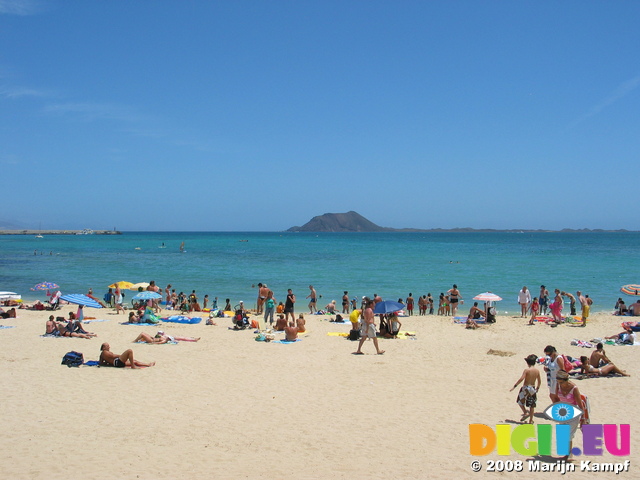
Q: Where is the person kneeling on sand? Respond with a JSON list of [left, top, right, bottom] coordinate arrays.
[[284, 320, 298, 341], [133, 331, 200, 344], [99, 342, 155, 368]]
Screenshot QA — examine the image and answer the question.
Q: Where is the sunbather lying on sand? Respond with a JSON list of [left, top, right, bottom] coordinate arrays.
[[133, 331, 200, 344], [99, 342, 155, 368], [45, 315, 93, 339], [579, 356, 629, 376]]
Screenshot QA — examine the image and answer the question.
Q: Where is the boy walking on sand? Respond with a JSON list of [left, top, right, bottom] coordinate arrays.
[[510, 354, 541, 424]]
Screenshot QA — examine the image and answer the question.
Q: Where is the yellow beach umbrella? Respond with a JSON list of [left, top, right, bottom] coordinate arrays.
[[109, 281, 134, 290], [129, 282, 150, 291]]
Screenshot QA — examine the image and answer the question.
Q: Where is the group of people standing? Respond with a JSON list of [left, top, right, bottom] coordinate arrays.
[[518, 285, 592, 327], [510, 344, 628, 460]]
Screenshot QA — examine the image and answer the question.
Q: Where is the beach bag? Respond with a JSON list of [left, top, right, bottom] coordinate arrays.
[[61, 351, 84, 368], [348, 329, 360, 341], [561, 355, 574, 372], [581, 395, 591, 424]]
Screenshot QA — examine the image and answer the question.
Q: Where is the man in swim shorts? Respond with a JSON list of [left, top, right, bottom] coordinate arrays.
[[99, 342, 155, 368], [354, 300, 384, 355], [257, 283, 269, 315], [510, 354, 541, 424], [307, 285, 317, 313], [539, 285, 549, 315], [577, 291, 589, 327]]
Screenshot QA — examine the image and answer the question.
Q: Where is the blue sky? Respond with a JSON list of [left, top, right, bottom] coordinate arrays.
[[1, 1, 639, 231]]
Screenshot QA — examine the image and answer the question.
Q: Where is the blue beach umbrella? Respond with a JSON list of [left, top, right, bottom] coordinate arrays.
[[31, 282, 59, 291], [132, 291, 162, 301], [373, 300, 405, 315], [60, 293, 103, 309]]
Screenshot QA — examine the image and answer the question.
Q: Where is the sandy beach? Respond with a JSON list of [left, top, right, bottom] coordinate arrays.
[[0, 307, 636, 479]]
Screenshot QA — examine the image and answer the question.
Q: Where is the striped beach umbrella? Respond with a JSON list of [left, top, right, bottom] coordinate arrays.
[[31, 282, 59, 291], [60, 293, 103, 308], [473, 292, 503, 302], [620, 284, 640, 296]]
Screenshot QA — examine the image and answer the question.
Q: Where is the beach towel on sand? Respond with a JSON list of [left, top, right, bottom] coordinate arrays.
[[120, 322, 160, 326], [454, 316, 485, 324], [272, 338, 302, 344]]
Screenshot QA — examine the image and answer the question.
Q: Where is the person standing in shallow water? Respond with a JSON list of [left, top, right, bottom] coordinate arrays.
[[342, 291, 350, 314], [307, 285, 317, 313], [405, 293, 414, 316], [518, 286, 531, 317], [447, 284, 462, 317], [539, 285, 549, 315]]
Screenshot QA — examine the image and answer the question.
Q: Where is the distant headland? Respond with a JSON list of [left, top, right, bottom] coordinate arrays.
[[287, 211, 632, 233]]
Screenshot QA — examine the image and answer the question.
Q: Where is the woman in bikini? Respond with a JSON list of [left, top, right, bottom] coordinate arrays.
[[447, 285, 462, 317], [579, 356, 628, 376], [133, 331, 200, 344]]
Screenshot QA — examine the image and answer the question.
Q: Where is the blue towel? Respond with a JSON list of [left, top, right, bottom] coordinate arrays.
[[84, 360, 100, 366], [0, 325, 16, 329], [120, 322, 160, 326], [272, 338, 302, 344]]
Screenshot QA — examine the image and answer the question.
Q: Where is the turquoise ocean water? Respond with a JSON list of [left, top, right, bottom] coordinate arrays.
[[1, 232, 638, 314]]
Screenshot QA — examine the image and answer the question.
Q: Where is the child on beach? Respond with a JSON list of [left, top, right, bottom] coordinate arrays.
[[529, 297, 539, 325], [510, 354, 541, 424]]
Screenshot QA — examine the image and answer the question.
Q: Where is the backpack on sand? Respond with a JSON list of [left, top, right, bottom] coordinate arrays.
[[61, 351, 84, 368]]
